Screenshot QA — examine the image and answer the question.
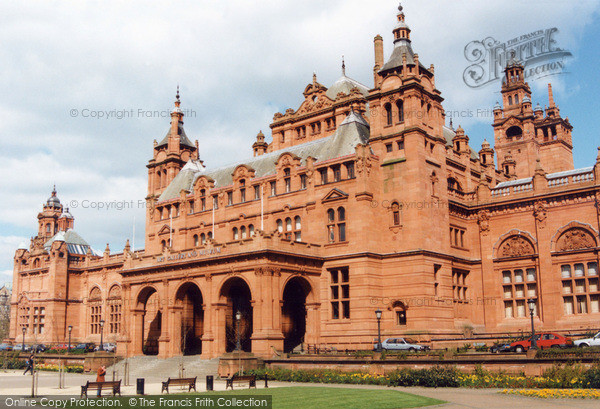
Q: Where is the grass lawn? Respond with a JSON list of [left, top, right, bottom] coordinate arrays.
[[58, 387, 444, 409], [204, 387, 444, 409]]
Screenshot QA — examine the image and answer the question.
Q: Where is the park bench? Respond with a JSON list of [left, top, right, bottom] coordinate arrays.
[[80, 380, 121, 398], [226, 374, 256, 390], [161, 377, 197, 394]]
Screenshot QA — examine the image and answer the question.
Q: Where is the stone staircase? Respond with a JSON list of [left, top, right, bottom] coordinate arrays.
[[106, 355, 220, 382]]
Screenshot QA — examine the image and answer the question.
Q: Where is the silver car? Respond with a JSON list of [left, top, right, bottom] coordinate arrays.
[[375, 338, 428, 352]]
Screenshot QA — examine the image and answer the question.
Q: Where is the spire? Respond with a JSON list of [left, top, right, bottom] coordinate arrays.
[[342, 56, 346, 76], [174, 85, 181, 110], [548, 83, 555, 108], [312, 72, 317, 85]]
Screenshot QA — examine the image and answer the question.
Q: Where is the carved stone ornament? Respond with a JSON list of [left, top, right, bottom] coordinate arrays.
[[557, 228, 596, 252], [499, 236, 535, 258], [533, 200, 547, 227], [477, 210, 490, 236]]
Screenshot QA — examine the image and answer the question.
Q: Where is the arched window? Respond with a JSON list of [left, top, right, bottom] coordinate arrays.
[[89, 287, 102, 335], [249, 224, 255, 237], [161, 240, 166, 251], [201, 233, 206, 245], [233, 227, 239, 240], [508, 96, 513, 105], [276, 219, 283, 233], [515, 94, 519, 104], [447, 177, 462, 192], [284, 168, 291, 193], [396, 100, 404, 123], [327, 207, 347, 242], [107, 285, 122, 335], [384, 103, 392, 126], [193, 234, 199, 247], [208, 231, 213, 240], [506, 126, 523, 140], [285, 218, 292, 231], [45, 223, 51, 233], [391, 202, 401, 226], [241, 226, 247, 239], [294, 216, 301, 242]]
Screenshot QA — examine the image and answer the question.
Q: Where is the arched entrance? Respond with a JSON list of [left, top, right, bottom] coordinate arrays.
[[138, 287, 161, 356], [282, 276, 311, 353], [175, 282, 204, 355], [220, 277, 253, 353]]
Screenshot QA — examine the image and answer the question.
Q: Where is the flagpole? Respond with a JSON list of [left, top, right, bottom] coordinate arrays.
[[260, 183, 264, 230], [132, 215, 135, 252], [212, 197, 215, 239]]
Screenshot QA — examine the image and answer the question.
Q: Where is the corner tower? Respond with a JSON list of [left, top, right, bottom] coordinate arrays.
[[493, 59, 573, 178], [147, 87, 199, 199]]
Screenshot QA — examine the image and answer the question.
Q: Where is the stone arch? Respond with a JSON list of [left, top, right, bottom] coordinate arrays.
[[89, 286, 102, 302], [281, 275, 313, 353], [174, 281, 204, 355], [218, 277, 253, 352], [136, 286, 161, 356], [494, 229, 537, 259], [551, 222, 598, 252], [388, 300, 407, 326]]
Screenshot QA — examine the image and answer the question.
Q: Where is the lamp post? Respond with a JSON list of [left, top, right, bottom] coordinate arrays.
[[528, 298, 538, 350], [235, 310, 242, 376], [235, 311, 242, 351], [375, 309, 382, 352], [68, 326, 73, 354], [22, 326, 26, 351], [99, 320, 105, 352]]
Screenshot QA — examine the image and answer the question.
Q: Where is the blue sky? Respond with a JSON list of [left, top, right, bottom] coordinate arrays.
[[1, 0, 599, 287]]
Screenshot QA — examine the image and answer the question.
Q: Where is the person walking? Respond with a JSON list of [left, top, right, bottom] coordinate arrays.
[[96, 365, 106, 397], [23, 355, 34, 375]]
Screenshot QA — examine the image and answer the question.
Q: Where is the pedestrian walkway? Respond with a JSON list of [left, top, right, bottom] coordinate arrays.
[[1, 371, 598, 408]]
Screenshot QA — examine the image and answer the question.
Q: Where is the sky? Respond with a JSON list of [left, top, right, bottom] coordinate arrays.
[[1, 0, 599, 287]]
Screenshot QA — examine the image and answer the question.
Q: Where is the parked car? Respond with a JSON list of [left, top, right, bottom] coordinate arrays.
[[574, 331, 600, 348], [12, 344, 32, 352], [31, 344, 47, 353], [510, 332, 573, 352], [374, 338, 429, 352], [94, 343, 116, 353], [0, 343, 13, 351], [490, 343, 513, 353], [74, 343, 96, 352]]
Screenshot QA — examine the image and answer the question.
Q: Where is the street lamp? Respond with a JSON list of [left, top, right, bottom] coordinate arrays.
[[99, 320, 105, 352], [375, 309, 382, 352], [527, 298, 538, 350], [235, 311, 242, 351], [22, 326, 26, 351], [68, 325, 73, 354]]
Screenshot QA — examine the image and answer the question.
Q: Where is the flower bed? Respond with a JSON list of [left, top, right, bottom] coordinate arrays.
[[501, 388, 600, 399], [35, 363, 84, 373], [247, 363, 600, 389]]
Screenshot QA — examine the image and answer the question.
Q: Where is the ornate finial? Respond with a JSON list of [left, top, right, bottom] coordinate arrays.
[[449, 118, 453, 130], [342, 55, 346, 76], [176, 84, 180, 101], [312, 72, 317, 85], [52, 184, 57, 195], [398, 3, 403, 13]]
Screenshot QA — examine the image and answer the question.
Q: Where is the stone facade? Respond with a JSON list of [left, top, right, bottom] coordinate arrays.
[[8, 5, 600, 358]]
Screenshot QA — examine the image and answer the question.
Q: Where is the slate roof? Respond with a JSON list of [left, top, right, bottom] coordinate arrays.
[[158, 111, 371, 202], [325, 75, 370, 100], [156, 121, 196, 148], [43, 229, 101, 256]]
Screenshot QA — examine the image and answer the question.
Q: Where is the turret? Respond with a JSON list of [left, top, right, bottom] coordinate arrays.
[[252, 131, 268, 157]]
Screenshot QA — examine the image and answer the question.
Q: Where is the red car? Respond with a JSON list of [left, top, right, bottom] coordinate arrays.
[[511, 332, 573, 352]]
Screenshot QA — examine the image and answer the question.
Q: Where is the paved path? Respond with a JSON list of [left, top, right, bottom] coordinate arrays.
[[1, 371, 596, 408]]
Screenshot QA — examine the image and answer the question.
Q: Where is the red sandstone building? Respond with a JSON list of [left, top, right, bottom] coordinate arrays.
[[8, 5, 600, 358]]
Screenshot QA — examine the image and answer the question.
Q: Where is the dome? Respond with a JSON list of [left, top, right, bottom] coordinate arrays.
[[60, 207, 73, 219], [46, 186, 61, 208], [534, 103, 543, 112], [325, 75, 369, 100], [493, 101, 501, 110], [522, 96, 531, 103], [481, 139, 491, 149]]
